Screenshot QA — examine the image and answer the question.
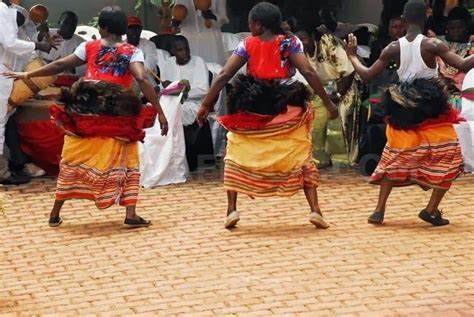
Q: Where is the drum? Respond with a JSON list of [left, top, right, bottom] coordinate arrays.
[[8, 58, 57, 107], [29, 4, 49, 25], [194, 0, 211, 11], [16, 100, 64, 176], [172, 4, 188, 22]]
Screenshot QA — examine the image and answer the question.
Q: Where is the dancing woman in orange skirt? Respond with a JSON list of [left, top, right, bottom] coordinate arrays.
[[3, 6, 168, 227], [197, 2, 338, 229]]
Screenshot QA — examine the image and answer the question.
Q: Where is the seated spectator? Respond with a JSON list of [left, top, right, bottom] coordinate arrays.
[[161, 35, 214, 171], [437, 6, 472, 103], [127, 16, 160, 85], [40, 11, 85, 76]]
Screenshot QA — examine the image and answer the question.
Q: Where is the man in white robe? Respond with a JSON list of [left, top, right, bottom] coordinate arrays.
[[40, 11, 85, 76], [0, 0, 56, 184], [161, 35, 214, 170], [174, 0, 228, 65]]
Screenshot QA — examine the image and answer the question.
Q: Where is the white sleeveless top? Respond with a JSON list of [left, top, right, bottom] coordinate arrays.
[[397, 34, 438, 82]]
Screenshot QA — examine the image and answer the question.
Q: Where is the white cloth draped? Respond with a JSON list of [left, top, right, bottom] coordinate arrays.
[[454, 68, 474, 172], [175, 0, 228, 65], [139, 91, 189, 187], [160, 55, 209, 126], [0, 3, 36, 155]]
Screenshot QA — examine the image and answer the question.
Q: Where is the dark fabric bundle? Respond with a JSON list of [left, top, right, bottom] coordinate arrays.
[[381, 78, 450, 130], [226, 74, 311, 116], [61, 79, 142, 116]]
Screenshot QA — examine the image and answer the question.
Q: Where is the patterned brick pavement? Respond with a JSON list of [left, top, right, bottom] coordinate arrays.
[[1, 167, 473, 316]]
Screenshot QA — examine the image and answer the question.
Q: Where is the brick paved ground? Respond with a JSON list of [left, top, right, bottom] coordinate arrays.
[[1, 166, 473, 316]]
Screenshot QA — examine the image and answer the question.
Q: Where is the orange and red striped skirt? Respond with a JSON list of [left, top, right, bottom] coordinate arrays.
[[220, 106, 319, 197], [55, 135, 140, 209], [370, 122, 463, 190]]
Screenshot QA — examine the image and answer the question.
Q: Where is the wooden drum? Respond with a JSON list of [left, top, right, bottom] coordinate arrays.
[[8, 58, 57, 107], [16, 99, 64, 176]]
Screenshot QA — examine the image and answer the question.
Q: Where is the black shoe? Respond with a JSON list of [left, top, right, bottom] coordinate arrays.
[[0, 171, 31, 185], [124, 216, 151, 228], [368, 211, 385, 224], [48, 216, 63, 227], [418, 209, 450, 226]]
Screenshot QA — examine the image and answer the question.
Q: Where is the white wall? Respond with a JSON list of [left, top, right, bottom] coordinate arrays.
[[338, 0, 383, 25]]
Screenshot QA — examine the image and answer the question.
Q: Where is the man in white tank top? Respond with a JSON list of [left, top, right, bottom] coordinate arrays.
[[345, 0, 474, 227]]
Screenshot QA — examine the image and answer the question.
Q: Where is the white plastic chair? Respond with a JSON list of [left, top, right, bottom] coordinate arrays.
[[141, 30, 158, 40], [221, 32, 240, 54], [358, 23, 378, 34], [75, 25, 101, 41]]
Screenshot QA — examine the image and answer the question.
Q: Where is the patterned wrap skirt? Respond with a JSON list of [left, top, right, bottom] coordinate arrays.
[[369, 78, 463, 190], [219, 106, 319, 197]]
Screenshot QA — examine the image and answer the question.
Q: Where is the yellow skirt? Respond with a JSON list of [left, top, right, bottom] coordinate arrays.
[[223, 107, 319, 197], [56, 136, 140, 209]]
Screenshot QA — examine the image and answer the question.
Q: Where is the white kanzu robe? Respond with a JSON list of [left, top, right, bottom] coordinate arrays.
[[174, 0, 228, 65]]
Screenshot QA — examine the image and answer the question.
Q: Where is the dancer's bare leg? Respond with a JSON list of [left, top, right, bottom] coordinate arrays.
[[303, 186, 322, 215], [418, 188, 450, 226], [124, 205, 151, 227], [368, 176, 393, 224], [225, 190, 240, 228], [227, 190, 238, 215], [305, 186, 329, 229], [48, 199, 64, 227]]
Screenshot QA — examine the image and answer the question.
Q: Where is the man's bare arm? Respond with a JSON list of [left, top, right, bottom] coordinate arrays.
[[431, 38, 474, 72], [345, 33, 395, 82]]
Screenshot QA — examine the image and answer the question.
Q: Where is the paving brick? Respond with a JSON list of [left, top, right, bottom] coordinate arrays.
[[1, 169, 473, 314]]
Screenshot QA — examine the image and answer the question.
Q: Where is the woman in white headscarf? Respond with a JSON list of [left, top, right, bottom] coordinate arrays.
[[174, 0, 228, 65]]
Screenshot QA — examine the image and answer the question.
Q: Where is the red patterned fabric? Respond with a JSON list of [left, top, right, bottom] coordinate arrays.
[[17, 121, 64, 176], [386, 107, 464, 130], [218, 112, 275, 130], [50, 105, 157, 142], [84, 40, 138, 89]]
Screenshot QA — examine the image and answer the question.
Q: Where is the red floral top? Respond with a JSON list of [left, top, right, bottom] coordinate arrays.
[[74, 40, 145, 89], [234, 35, 304, 80]]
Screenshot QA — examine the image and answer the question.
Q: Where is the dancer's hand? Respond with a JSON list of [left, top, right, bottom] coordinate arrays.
[[158, 113, 168, 136], [345, 33, 358, 57], [1, 71, 27, 79], [326, 100, 339, 120], [197, 104, 210, 127]]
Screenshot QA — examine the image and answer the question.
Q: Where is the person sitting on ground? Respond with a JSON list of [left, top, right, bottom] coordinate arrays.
[[161, 35, 214, 171]]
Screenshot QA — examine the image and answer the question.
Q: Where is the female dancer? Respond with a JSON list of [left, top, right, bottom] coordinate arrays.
[[3, 6, 168, 227], [197, 2, 338, 229]]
